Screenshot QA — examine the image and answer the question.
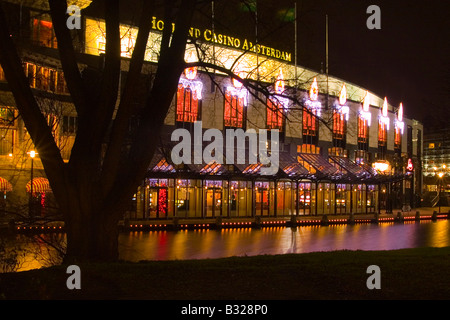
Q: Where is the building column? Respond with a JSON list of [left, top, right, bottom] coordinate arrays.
[[251, 180, 256, 217]]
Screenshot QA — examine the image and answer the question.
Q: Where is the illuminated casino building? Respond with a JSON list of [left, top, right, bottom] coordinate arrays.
[[0, 1, 423, 220]]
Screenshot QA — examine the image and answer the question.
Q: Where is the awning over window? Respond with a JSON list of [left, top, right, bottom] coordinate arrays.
[[26, 177, 52, 193], [146, 144, 404, 184], [150, 158, 176, 173], [0, 177, 12, 192], [279, 152, 310, 179], [235, 163, 263, 176], [297, 153, 342, 180], [329, 156, 373, 180], [192, 161, 229, 176]]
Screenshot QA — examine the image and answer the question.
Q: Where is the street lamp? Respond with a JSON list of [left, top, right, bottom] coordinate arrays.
[[28, 150, 37, 218], [438, 171, 444, 214]]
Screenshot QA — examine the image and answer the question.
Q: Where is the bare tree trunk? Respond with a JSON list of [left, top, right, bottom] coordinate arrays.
[[64, 204, 121, 263]]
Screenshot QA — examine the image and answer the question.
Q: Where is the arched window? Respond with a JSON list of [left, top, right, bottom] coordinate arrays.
[[394, 126, 402, 152], [333, 112, 346, 140], [224, 90, 245, 128], [358, 115, 369, 149], [176, 85, 200, 123], [176, 67, 202, 123], [378, 121, 387, 147], [267, 98, 284, 131], [302, 108, 317, 137]]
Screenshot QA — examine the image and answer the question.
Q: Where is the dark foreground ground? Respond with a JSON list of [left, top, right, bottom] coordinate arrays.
[[1, 246, 450, 300]]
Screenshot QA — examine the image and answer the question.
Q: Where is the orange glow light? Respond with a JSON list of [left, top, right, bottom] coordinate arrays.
[[275, 68, 285, 94], [382, 97, 388, 117], [339, 83, 347, 105], [363, 91, 370, 112], [309, 77, 318, 101], [398, 102, 403, 122]]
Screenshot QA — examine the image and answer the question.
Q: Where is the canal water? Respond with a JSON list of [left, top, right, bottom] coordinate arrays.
[[3, 219, 450, 272]]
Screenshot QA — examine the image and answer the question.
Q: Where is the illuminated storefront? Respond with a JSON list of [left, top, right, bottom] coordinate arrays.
[[89, 14, 419, 220], [128, 144, 401, 219], [0, 5, 422, 220]]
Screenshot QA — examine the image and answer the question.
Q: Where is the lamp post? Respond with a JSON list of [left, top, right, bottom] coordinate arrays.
[[438, 171, 444, 214], [28, 150, 36, 218]]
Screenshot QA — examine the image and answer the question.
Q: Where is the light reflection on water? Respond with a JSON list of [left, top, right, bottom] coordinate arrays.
[[1, 233, 66, 273], [3, 220, 450, 272], [118, 220, 450, 262]]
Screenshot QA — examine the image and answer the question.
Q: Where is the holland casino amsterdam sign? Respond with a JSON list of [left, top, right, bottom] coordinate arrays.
[[151, 17, 292, 62]]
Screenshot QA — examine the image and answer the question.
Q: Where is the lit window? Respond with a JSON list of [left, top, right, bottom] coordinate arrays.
[[358, 116, 368, 143], [224, 90, 245, 128], [0, 107, 14, 126], [35, 66, 49, 91], [24, 63, 36, 88], [297, 144, 320, 154], [32, 19, 57, 48], [394, 126, 402, 150], [267, 98, 283, 131], [0, 127, 13, 155], [23, 62, 68, 94], [378, 121, 387, 146], [302, 108, 317, 136], [176, 85, 201, 123], [332, 111, 346, 140], [176, 67, 202, 123], [63, 116, 77, 134], [57, 71, 69, 93]]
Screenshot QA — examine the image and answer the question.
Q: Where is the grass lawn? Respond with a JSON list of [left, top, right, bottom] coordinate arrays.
[[1, 247, 450, 300]]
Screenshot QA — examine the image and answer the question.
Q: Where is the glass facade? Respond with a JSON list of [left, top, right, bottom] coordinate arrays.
[[133, 177, 379, 219]]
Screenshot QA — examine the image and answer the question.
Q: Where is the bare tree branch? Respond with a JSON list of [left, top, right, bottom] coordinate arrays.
[[48, 0, 88, 118]]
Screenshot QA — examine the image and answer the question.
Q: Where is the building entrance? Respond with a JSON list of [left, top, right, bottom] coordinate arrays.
[[298, 183, 311, 215], [256, 187, 270, 216], [148, 187, 168, 218], [205, 187, 222, 217]]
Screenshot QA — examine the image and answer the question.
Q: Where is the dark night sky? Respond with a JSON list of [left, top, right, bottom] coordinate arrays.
[[207, 0, 450, 127], [293, 0, 450, 128]]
